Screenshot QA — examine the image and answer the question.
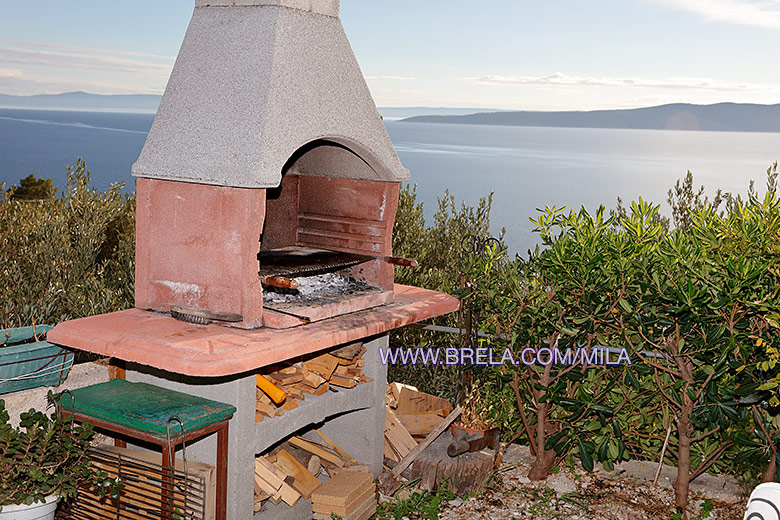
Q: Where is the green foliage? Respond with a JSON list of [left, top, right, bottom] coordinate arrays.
[[0, 396, 121, 508], [377, 481, 457, 520], [457, 166, 780, 513], [0, 160, 135, 325], [7, 174, 57, 200], [389, 185, 503, 398]]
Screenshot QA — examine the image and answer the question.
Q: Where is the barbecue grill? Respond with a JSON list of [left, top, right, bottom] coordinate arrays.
[[47, 2, 459, 519]]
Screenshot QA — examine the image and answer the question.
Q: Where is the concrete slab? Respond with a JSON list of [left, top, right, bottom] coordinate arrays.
[[48, 285, 459, 377]]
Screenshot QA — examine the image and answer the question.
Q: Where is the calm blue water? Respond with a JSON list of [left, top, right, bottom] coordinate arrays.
[[1, 108, 779, 255]]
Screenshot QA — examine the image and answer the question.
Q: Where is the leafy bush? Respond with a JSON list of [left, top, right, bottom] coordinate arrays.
[[0, 397, 120, 508], [390, 185, 502, 399], [459, 167, 780, 516], [0, 159, 135, 326]]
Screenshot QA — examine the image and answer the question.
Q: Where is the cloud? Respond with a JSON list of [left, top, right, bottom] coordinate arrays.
[[0, 68, 21, 78], [648, 0, 780, 29], [0, 39, 175, 61], [462, 72, 780, 92], [364, 75, 417, 81], [0, 47, 172, 79]]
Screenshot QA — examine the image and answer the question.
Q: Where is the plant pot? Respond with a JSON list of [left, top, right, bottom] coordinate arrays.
[[0, 495, 58, 520], [0, 325, 74, 395], [451, 423, 489, 437]]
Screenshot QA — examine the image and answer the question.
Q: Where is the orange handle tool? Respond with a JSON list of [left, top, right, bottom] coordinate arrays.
[[257, 374, 287, 404], [383, 256, 419, 268]]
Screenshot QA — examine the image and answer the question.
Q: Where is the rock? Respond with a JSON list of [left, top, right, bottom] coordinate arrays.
[[547, 473, 577, 495]]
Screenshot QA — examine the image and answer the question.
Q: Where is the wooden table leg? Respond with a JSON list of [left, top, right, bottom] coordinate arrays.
[[216, 424, 229, 520]]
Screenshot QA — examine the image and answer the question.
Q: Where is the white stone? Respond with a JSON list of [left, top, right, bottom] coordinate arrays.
[[310, 0, 339, 16], [195, 0, 338, 15], [547, 473, 577, 495], [2, 361, 111, 428]]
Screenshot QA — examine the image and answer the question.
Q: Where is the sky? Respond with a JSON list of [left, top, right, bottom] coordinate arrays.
[[2, 0, 780, 111]]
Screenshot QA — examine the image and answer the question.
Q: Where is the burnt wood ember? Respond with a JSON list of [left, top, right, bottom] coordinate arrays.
[[263, 273, 373, 305]]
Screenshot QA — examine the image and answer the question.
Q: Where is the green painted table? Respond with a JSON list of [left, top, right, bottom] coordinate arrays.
[[57, 379, 236, 520]]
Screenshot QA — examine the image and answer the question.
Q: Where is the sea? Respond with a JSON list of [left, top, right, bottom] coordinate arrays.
[[1, 107, 779, 256]]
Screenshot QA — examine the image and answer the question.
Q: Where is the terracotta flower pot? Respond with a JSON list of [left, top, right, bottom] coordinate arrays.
[[451, 423, 489, 437]]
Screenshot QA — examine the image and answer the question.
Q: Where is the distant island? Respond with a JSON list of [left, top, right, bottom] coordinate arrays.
[[401, 103, 780, 133], [4, 93, 780, 133], [0, 92, 161, 112]]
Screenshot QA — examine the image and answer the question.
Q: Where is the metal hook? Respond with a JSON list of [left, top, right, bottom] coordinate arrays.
[[460, 234, 500, 257], [55, 389, 75, 431], [165, 416, 189, 519]]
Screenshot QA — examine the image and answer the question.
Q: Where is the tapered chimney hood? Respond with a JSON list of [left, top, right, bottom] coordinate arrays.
[[132, 0, 409, 188]]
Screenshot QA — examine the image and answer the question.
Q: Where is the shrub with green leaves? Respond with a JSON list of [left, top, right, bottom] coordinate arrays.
[[459, 167, 780, 517], [0, 159, 135, 326], [0, 397, 120, 509], [389, 185, 503, 398]]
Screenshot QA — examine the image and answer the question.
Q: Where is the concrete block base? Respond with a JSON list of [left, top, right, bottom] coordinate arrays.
[[126, 334, 388, 520]]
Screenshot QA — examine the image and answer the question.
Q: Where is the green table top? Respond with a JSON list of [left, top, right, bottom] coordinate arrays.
[[59, 379, 236, 437]]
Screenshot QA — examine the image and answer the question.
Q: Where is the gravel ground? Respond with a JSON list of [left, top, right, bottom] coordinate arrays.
[[434, 445, 746, 520]]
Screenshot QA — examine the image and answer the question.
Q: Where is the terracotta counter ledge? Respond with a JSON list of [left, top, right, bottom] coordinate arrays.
[[47, 285, 459, 377]]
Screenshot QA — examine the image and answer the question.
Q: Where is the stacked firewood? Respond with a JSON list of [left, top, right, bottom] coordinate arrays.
[[383, 382, 451, 461], [255, 342, 372, 421], [253, 430, 374, 517]]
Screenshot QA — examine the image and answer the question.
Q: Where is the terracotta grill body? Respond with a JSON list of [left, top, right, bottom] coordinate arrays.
[[131, 0, 413, 330], [47, 3, 458, 519], [48, 0, 458, 372]]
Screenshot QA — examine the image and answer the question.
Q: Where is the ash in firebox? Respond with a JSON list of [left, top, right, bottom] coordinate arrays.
[[262, 272, 374, 304]]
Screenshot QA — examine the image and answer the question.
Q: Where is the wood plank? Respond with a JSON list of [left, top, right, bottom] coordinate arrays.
[[312, 483, 375, 516], [388, 382, 417, 405], [267, 371, 304, 385], [378, 406, 463, 495], [311, 470, 373, 508], [286, 385, 305, 400], [384, 408, 417, 458], [384, 438, 399, 462], [301, 370, 327, 388], [304, 354, 338, 379], [280, 398, 299, 411], [256, 400, 282, 418], [254, 459, 283, 492], [312, 382, 330, 395], [288, 436, 344, 467], [330, 341, 365, 361], [330, 374, 358, 388], [396, 387, 451, 417], [314, 429, 358, 464], [398, 413, 447, 437], [279, 364, 303, 375], [255, 458, 300, 506], [272, 449, 322, 500]]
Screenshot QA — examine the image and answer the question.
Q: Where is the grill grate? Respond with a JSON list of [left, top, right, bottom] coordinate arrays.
[[57, 445, 207, 520], [258, 246, 374, 278]]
